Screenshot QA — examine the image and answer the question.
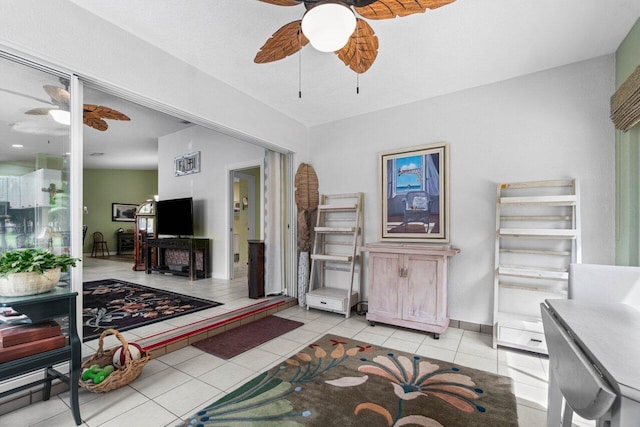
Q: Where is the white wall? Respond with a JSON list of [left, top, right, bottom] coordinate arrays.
[[309, 55, 616, 325], [0, 1, 617, 324], [158, 126, 265, 279], [0, 0, 309, 158]]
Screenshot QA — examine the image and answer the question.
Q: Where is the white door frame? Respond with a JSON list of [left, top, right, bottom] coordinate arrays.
[[226, 159, 263, 280]]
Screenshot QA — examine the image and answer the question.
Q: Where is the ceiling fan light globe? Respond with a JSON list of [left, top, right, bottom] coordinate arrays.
[[49, 109, 71, 126], [302, 2, 356, 53]]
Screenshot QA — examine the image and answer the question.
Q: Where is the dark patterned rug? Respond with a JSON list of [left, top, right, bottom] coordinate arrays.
[[193, 315, 304, 359], [82, 279, 222, 342], [181, 334, 518, 426]]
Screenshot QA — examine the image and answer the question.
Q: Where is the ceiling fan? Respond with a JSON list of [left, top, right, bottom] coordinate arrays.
[[24, 82, 130, 131], [254, 0, 456, 74]]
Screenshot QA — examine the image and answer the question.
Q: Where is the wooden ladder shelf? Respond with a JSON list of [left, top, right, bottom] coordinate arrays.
[[493, 179, 581, 354], [306, 193, 364, 318]]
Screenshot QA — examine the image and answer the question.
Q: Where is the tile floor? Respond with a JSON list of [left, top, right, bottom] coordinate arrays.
[[0, 257, 594, 426]]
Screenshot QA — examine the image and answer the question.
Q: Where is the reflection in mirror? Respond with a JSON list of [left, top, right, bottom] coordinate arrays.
[[0, 55, 71, 264]]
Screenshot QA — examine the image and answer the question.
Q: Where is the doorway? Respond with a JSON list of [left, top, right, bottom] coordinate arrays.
[[229, 164, 261, 280]]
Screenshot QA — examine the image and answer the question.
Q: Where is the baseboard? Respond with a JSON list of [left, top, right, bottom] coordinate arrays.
[[450, 319, 493, 335]]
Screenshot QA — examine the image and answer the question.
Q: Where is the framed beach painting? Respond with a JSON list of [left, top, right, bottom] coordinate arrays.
[[380, 142, 449, 242]]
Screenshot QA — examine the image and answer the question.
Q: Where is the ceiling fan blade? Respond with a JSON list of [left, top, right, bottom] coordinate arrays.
[[335, 19, 378, 74], [355, 0, 455, 19], [43, 85, 70, 106], [258, 0, 301, 5], [83, 112, 108, 131], [25, 107, 55, 115], [83, 104, 131, 121], [254, 20, 309, 64]]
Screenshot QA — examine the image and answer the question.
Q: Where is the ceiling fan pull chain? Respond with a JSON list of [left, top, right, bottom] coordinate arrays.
[[356, 21, 360, 95], [298, 28, 302, 99]]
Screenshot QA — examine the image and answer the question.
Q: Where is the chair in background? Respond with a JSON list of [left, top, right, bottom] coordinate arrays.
[[91, 231, 110, 257], [568, 263, 640, 306], [402, 191, 430, 228]]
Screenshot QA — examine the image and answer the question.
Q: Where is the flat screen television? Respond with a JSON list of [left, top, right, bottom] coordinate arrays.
[[155, 197, 194, 237]]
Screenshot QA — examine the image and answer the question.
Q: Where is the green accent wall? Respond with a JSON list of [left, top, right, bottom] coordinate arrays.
[[616, 18, 640, 265], [83, 169, 158, 254]]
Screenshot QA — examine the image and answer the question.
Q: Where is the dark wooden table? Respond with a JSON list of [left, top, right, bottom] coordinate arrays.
[[145, 237, 211, 281], [0, 287, 81, 425]]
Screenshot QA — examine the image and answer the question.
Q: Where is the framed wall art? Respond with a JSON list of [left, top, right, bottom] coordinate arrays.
[[112, 203, 138, 222], [380, 142, 449, 242], [174, 151, 201, 176]]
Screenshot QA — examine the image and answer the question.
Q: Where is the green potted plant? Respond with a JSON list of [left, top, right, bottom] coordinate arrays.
[[0, 248, 80, 297]]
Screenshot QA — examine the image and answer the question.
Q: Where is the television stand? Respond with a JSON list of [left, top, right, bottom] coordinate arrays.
[[145, 238, 211, 281]]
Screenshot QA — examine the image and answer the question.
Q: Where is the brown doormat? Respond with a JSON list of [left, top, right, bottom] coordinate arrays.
[[193, 315, 304, 359]]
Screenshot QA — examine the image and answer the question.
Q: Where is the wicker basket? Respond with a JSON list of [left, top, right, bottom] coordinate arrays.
[[79, 329, 150, 393]]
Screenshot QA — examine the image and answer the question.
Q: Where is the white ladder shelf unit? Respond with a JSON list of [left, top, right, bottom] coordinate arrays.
[[306, 193, 364, 318], [493, 179, 581, 354]]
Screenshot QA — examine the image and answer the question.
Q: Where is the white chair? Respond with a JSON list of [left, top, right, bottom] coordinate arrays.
[[569, 263, 640, 308]]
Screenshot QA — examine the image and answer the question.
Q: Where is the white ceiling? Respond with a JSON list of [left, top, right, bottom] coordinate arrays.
[[0, 74, 191, 170], [80, 88, 192, 169], [67, 0, 640, 127], [3, 0, 640, 171]]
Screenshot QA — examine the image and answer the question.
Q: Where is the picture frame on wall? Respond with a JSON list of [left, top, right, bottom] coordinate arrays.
[[112, 203, 137, 222], [174, 151, 201, 176], [380, 142, 449, 242]]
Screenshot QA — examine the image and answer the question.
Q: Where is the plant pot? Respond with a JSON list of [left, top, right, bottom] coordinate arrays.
[[0, 268, 61, 297]]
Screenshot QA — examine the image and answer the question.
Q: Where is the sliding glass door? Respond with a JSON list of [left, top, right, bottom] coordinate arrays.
[[0, 53, 74, 279]]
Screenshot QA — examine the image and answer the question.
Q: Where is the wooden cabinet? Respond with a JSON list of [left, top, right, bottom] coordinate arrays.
[[248, 240, 264, 299], [116, 232, 135, 255], [133, 201, 155, 271], [0, 177, 8, 203], [362, 243, 458, 338], [8, 176, 20, 209]]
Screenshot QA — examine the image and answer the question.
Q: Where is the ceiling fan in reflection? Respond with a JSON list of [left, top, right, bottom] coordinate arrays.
[[24, 80, 130, 131]]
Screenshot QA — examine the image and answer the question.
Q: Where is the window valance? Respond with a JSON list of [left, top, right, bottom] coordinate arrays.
[[611, 64, 640, 132]]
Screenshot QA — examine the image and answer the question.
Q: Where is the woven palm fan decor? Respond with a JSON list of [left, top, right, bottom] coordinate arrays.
[[255, 0, 456, 74], [294, 163, 319, 252], [294, 163, 319, 306], [611, 64, 640, 132]]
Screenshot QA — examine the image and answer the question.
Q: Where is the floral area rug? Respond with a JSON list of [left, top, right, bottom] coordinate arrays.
[[182, 334, 518, 426], [82, 279, 222, 342]]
